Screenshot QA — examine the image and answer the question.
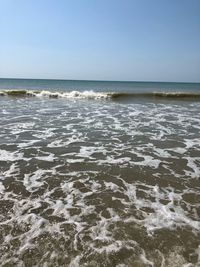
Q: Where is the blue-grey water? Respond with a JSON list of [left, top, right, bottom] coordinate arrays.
[[0, 78, 200, 266], [0, 78, 200, 93]]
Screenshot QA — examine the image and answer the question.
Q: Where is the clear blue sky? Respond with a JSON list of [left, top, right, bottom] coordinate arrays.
[[0, 0, 200, 82]]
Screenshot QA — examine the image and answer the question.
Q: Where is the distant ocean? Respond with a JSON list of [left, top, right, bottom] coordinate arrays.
[[0, 78, 200, 266]]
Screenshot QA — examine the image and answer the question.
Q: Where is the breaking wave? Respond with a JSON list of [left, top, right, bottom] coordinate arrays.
[[1, 89, 200, 100], [0, 90, 112, 99]]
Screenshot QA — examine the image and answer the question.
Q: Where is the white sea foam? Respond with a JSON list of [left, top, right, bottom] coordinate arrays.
[[2, 163, 20, 177], [79, 146, 106, 159], [104, 182, 120, 191], [167, 147, 187, 154], [153, 147, 172, 158], [132, 153, 161, 169], [184, 157, 200, 178], [0, 149, 24, 162], [140, 251, 154, 266], [1, 94, 200, 266], [17, 139, 39, 148], [33, 128, 56, 139], [68, 255, 81, 267], [32, 90, 112, 100], [0, 182, 5, 193], [23, 169, 49, 192], [8, 122, 35, 135], [47, 133, 84, 147], [184, 138, 200, 149], [122, 183, 200, 234], [35, 152, 55, 162], [98, 156, 131, 165]]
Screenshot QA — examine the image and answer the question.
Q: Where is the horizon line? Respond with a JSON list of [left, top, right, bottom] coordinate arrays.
[[0, 77, 200, 84]]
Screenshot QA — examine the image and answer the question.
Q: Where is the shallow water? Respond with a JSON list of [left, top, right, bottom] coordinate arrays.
[[0, 93, 200, 267]]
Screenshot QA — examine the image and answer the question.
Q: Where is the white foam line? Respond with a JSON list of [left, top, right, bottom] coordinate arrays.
[[17, 140, 39, 148], [35, 152, 55, 162], [33, 90, 112, 100]]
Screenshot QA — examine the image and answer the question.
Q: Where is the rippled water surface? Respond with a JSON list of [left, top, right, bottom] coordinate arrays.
[[0, 94, 200, 266]]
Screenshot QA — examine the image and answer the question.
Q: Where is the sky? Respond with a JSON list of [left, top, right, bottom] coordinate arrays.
[[0, 0, 200, 82]]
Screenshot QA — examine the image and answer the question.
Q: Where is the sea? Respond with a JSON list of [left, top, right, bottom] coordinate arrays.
[[0, 78, 200, 267]]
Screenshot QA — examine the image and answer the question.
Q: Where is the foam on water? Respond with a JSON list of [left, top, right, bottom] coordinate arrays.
[[35, 152, 55, 162], [0, 96, 200, 266], [0, 149, 24, 162], [184, 157, 200, 178], [0, 182, 5, 193], [1, 89, 200, 101], [1, 89, 113, 100], [23, 169, 48, 192]]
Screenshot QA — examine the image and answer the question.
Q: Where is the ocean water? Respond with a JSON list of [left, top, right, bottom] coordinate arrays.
[[0, 78, 200, 266]]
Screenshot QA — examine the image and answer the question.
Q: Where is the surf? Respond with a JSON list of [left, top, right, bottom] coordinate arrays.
[[1, 89, 200, 100]]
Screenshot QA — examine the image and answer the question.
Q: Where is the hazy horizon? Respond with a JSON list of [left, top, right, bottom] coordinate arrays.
[[1, 77, 200, 84]]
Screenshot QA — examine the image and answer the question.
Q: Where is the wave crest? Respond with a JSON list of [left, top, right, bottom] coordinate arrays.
[[1, 89, 200, 100], [0, 90, 112, 99]]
